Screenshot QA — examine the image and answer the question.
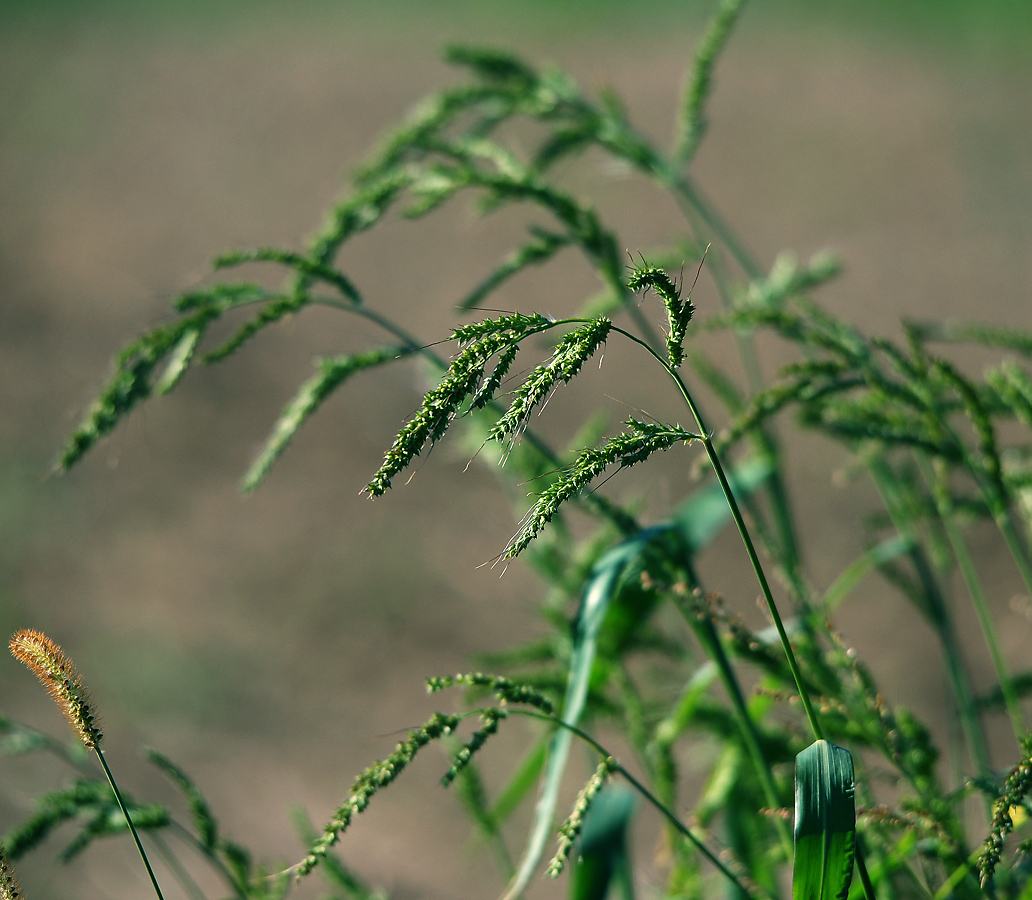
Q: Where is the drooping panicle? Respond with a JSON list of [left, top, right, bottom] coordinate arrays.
[[627, 261, 694, 367], [9, 630, 102, 751]]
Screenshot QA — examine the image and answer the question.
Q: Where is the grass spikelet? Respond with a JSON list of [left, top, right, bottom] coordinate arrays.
[[979, 735, 1032, 886], [503, 418, 697, 558], [298, 713, 460, 878], [0, 847, 21, 900], [427, 672, 556, 715], [9, 631, 101, 751], [627, 259, 695, 367], [442, 709, 507, 785], [367, 314, 553, 496], [547, 756, 615, 877], [488, 317, 612, 444], [676, 0, 746, 163]]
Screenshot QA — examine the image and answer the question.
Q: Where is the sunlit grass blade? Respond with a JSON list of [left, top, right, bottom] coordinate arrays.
[[793, 740, 855, 900]]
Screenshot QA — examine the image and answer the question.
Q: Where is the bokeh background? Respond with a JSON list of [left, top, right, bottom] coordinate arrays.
[[2, 2, 1031, 897]]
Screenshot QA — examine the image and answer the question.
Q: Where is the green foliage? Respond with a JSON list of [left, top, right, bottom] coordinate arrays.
[[792, 741, 855, 900], [11, 3, 1032, 900]]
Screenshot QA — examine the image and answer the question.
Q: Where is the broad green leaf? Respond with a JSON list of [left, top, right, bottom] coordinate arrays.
[[793, 740, 855, 900]]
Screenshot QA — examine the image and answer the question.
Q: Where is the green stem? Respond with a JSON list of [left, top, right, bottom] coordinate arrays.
[[919, 457, 1026, 739], [612, 325, 824, 740], [995, 510, 1032, 607], [675, 597, 794, 860], [149, 831, 207, 900], [867, 457, 991, 781], [507, 709, 772, 900], [95, 747, 166, 900]]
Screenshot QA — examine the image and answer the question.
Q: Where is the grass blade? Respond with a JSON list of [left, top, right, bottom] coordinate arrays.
[[501, 529, 659, 900], [793, 740, 855, 900]]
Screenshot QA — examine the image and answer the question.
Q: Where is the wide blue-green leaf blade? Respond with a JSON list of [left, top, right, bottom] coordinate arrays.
[[793, 740, 856, 900]]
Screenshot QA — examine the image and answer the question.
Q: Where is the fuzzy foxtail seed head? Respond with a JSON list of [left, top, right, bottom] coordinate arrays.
[[9, 629, 102, 751]]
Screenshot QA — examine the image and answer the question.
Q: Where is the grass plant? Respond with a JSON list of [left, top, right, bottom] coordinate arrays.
[[4, 4, 1032, 900]]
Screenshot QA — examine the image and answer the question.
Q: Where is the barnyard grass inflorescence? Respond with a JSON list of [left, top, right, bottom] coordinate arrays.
[[298, 713, 461, 877], [427, 672, 556, 715], [547, 756, 616, 877]]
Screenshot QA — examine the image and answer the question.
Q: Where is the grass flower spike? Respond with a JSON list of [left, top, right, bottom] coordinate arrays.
[[9, 629, 101, 751], [9, 629, 166, 900], [0, 846, 21, 900]]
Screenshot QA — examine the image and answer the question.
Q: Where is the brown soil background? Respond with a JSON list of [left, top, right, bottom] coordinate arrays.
[[1, 5, 1031, 898]]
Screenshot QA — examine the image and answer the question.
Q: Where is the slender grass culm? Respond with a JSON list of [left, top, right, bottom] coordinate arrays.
[[5, 3, 1032, 899], [8, 631, 166, 900]]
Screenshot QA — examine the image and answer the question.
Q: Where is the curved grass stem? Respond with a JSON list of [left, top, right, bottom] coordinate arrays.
[[610, 325, 825, 740], [506, 709, 772, 900]]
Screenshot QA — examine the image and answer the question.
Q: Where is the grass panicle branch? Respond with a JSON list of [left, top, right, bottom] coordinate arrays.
[[547, 756, 616, 877], [441, 709, 507, 786], [298, 713, 461, 878], [675, 0, 747, 163], [979, 735, 1032, 886], [427, 672, 556, 715], [243, 345, 407, 492], [503, 417, 699, 559], [627, 258, 697, 367]]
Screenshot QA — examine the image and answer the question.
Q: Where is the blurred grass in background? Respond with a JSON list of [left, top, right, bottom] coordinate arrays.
[[1, 2, 1030, 897]]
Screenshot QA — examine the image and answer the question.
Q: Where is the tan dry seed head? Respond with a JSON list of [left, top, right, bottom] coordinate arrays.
[[9, 629, 102, 751], [0, 845, 21, 900]]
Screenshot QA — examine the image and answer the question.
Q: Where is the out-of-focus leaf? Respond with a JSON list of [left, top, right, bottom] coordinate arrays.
[[673, 454, 774, 551], [570, 786, 636, 900]]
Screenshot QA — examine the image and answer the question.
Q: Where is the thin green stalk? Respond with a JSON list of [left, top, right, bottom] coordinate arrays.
[[612, 325, 824, 740], [96, 747, 166, 900], [149, 831, 207, 900], [610, 325, 883, 900], [675, 599, 794, 860], [507, 709, 771, 900], [867, 457, 991, 781], [919, 457, 1026, 739], [168, 820, 249, 899], [668, 175, 806, 599]]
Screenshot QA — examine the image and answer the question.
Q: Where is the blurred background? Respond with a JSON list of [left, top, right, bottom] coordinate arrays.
[[2, 1, 1031, 896]]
